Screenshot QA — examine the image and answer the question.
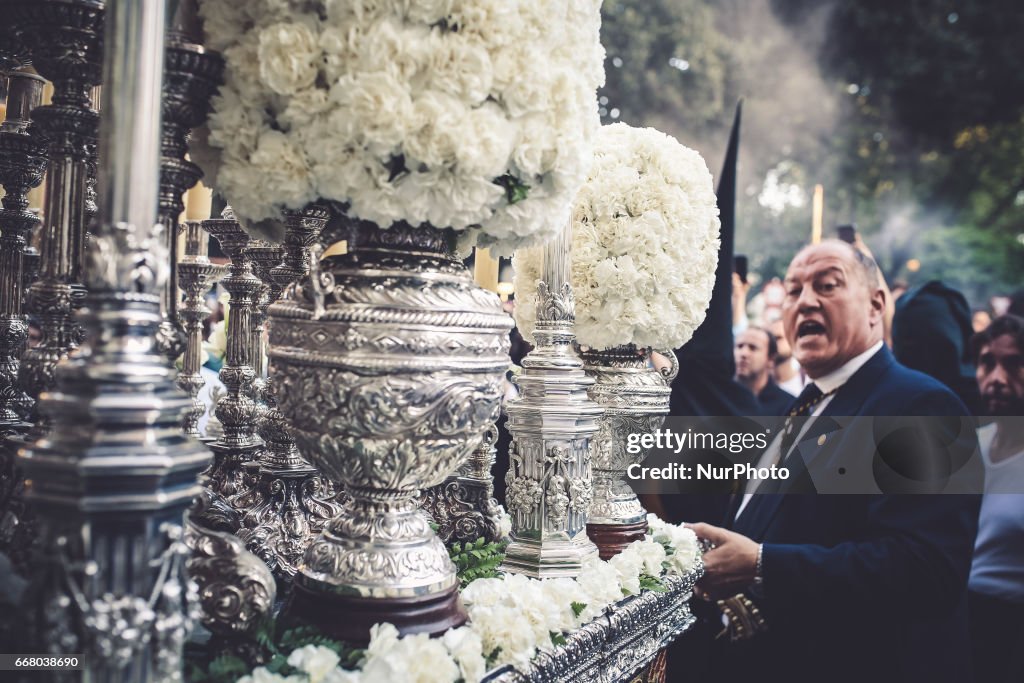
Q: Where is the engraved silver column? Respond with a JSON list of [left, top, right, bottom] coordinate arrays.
[[20, 0, 210, 678], [422, 423, 506, 544], [245, 240, 274, 401], [155, 13, 223, 361], [501, 224, 602, 578], [581, 346, 676, 559], [16, 0, 104, 425], [0, 69, 47, 427], [0, 68, 47, 575], [203, 210, 263, 501], [176, 221, 225, 439], [233, 220, 344, 584]]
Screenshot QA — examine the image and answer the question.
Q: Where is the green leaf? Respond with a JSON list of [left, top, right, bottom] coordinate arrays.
[[494, 174, 531, 204], [449, 536, 508, 587], [550, 631, 568, 647], [207, 655, 250, 682], [265, 654, 294, 676], [486, 647, 503, 668], [571, 601, 588, 618], [639, 574, 668, 593], [186, 662, 210, 683]]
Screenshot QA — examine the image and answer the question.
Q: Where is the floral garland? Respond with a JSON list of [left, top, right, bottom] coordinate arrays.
[[235, 515, 700, 683], [513, 123, 721, 351], [194, 0, 605, 253]]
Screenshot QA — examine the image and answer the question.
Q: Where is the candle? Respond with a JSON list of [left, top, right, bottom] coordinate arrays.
[[811, 184, 823, 244], [185, 179, 213, 220], [496, 282, 515, 302], [473, 247, 499, 293], [541, 220, 570, 291]]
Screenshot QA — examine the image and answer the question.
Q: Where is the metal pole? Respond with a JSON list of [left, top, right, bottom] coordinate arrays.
[[21, 1, 210, 679]]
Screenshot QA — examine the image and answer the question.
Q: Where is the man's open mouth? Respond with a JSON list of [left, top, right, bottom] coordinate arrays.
[[797, 320, 826, 338]]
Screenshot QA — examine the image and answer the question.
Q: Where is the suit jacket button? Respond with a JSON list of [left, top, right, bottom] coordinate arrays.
[[817, 434, 827, 446]]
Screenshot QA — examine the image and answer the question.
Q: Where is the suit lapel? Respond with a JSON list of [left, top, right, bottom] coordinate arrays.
[[731, 347, 894, 539]]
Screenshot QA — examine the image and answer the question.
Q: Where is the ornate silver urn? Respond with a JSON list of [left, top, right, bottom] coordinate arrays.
[[269, 220, 511, 640], [580, 346, 676, 559]]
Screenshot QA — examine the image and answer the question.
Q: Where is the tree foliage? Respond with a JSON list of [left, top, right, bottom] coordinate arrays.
[[600, 0, 1024, 305]]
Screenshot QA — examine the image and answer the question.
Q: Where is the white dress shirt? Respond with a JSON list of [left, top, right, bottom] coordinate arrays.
[[777, 358, 807, 396], [735, 340, 884, 519]]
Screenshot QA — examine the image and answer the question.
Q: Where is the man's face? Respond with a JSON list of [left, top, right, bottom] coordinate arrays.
[[781, 243, 884, 379], [768, 318, 791, 363], [976, 334, 1024, 416], [972, 310, 992, 334], [735, 329, 772, 383]]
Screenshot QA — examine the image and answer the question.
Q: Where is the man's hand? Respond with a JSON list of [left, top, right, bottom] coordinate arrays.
[[688, 522, 760, 600]]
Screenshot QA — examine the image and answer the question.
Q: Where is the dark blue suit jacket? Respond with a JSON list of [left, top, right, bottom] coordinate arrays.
[[718, 346, 981, 683]]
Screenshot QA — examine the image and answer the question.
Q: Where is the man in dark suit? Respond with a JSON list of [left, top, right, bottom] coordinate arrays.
[[689, 240, 980, 683], [734, 326, 795, 415]]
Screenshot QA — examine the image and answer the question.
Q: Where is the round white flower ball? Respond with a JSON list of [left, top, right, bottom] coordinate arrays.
[[514, 123, 721, 351]]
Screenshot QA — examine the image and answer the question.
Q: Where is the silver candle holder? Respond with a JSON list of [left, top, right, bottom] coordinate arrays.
[[0, 69, 47, 428], [0, 68, 48, 577], [20, 0, 210, 677], [155, 20, 223, 362], [232, 210, 343, 583], [423, 423, 506, 545], [15, 0, 104, 427], [501, 224, 602, 578], [176, 220, 226, 439], [203, 209, 264, 503]]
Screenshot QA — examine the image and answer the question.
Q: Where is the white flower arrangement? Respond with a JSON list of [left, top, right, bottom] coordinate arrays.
[[195, 0, 605, 253], [237, 516, 700, 683], [513, 123, 721, 350]]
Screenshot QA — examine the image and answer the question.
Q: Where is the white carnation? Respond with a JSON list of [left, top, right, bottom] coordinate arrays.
[[402, 0, 455, 25], [331, 71, 414, 156], [363, 623, 460, 683], [279, 87, 332, 132], [258, 22, 320, 96], [576, 556, 623, 610], [287, 645, 340, 683], [609, 546, 645, 595], [466, 603, 538, 668], [197, 0, 248, 52], [238, 669, 306, 683], [426, 33, 493, 105], [442, 627, 486, 683], [497, 506, 512, 539], [541, 577, 593, 628], [632, 539, 668, 576], [514, 123, 721, 349], [404, 91, 465, 168], [460, 576, 506, 609]]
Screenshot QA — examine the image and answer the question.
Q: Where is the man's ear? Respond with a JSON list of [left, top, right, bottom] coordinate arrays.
[[869, 286, 887, 327]]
